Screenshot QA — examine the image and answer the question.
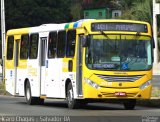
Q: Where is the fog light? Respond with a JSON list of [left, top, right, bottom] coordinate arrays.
[[98, 94, 102, 97], [84, 78, 99, 89]]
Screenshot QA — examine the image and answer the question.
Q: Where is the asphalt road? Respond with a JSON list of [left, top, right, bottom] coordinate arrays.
[[0, 96, 160, 122]]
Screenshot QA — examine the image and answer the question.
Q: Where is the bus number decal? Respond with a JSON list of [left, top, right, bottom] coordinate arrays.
[[100, 82, 112, 86]]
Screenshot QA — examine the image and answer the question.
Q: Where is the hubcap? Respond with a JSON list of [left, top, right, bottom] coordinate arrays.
[[26, 87, 30, 100], [68, 89, 73, 104]]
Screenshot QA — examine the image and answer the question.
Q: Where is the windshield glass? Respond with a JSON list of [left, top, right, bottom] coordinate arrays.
[[85, 35, 152, 71]]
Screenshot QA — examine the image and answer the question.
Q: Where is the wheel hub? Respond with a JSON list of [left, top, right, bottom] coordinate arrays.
[[26, 88, 30, 100], [68, 89, 73, 104]]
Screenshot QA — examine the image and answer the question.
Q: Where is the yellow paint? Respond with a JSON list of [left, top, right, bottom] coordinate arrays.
[[93, 35, 151, 40], [7, 28, 29, 36], [83, 82, 152, 99], [6, 60, 14, 69], [5, 20, 152, 100], [40, 96, 46, 99], [18, 60, 27, 69], [5, 28, 29, 71], [68, 22, 74, 29], [81, 20, 152, 100], [28, 65, 37, 76], [82, 61, 152, 99]]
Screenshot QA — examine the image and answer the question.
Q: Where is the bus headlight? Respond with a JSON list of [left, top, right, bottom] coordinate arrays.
[[84, 78, 99, 89], [139, 80, 152, 90]]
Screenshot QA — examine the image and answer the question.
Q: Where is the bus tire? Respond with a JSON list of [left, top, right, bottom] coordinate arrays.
[[37, 98, 44, 105], [123, 99, 136, 110], [25, 82, 36, 105], [66, 82, 79, 109]]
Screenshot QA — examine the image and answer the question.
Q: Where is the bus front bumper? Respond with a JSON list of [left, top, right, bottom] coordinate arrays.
[[83, 84, 152, 99]]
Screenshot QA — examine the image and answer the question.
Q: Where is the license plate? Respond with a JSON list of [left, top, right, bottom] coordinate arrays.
[[115, 92, 126, 97]]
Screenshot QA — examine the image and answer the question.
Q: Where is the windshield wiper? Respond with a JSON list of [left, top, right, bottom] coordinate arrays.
[[100, 30, 110, 39], [133, 31, 141, 40]]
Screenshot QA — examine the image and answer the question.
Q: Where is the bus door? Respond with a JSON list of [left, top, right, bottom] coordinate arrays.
[[40, 37, 47, 95], [76, 35, 83, 96], [14, 39, 20, 95]]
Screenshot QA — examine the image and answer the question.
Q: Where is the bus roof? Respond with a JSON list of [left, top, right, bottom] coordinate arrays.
[[7, 28, 29, 36], [64, 19, 150, 29], [6, 19, 150, 36]]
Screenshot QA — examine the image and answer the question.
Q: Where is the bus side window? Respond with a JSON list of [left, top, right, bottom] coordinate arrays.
[[66, 30, 76, 57], [29, 34, 39, 59], [7, 36, 14, 60], [48, 32, 57, 58], [57, 31, 66, 58], [20, 34, 29, 59]]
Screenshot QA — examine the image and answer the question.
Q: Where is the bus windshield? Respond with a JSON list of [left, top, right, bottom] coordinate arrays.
[[85, 35, 152, 71]]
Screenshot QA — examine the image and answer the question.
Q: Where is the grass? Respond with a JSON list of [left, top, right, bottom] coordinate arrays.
[[137, 87, 160, 107], [137, 99, 160, 107], [151, 87, 160, 98], [0, 82, 5, 95]]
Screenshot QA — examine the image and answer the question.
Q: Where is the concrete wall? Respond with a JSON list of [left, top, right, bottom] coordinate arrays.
[[112, 10, 122, 18]]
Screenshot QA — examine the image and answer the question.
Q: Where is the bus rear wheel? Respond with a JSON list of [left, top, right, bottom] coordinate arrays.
[[25, 82, 44, 105], [123, 99, 136, 110], [25, 82, 35, 105], [66, 82, 80, 109]]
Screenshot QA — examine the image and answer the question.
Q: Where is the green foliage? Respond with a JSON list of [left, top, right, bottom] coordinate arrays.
[[5, 0, 72, 30], [120, 0, 153, 24], [70, 2, 82, 21], [1, 0, 154, 30], [157, 15, 160, 29]]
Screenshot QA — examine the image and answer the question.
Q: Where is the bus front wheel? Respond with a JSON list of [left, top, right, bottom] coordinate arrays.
[[66, 82, 79, 109], [123, 99, 136, 110]]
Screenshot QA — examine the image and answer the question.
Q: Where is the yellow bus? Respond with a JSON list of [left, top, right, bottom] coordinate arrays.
[[5, 19, 154, 109]]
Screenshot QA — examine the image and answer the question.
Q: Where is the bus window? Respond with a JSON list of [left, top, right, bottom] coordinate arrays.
[[29, 34, 39, 59], [48, 32, 57, 58], [20, 34, 29, 59], [66, 30, 76, 57], [57, 31, 66, 58], [7, 36, 14, 60]]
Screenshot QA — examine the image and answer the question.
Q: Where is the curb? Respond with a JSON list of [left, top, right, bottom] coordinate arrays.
[[137, 99, 160, 107]]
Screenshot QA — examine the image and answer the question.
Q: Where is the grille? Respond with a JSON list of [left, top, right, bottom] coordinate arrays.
[[96, 74, 143, 82]]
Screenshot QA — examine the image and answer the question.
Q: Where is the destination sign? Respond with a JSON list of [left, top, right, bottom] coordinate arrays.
[[91, 22, 148, 32]]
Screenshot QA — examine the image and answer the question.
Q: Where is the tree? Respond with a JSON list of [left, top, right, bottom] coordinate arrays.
[[129, 0, 152, 24], [4, 0, 72, 30], [120, 0, 153, 24], [70, 1, 82, 21]]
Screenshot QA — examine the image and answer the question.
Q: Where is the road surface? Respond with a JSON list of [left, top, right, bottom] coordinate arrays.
[[0, 96, 160, 122]]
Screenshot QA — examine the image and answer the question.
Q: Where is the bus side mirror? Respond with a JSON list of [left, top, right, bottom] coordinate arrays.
[[152, 37, 155, 63], [152, 37, 155, 49]]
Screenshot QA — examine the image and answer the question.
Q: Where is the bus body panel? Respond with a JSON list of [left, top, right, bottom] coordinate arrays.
[[5, 19, 153, 106], [27, 59, 40, 97], [5, 28, 29, 96], [46, 59, 62, 98], [82, 69, 152, 99]]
